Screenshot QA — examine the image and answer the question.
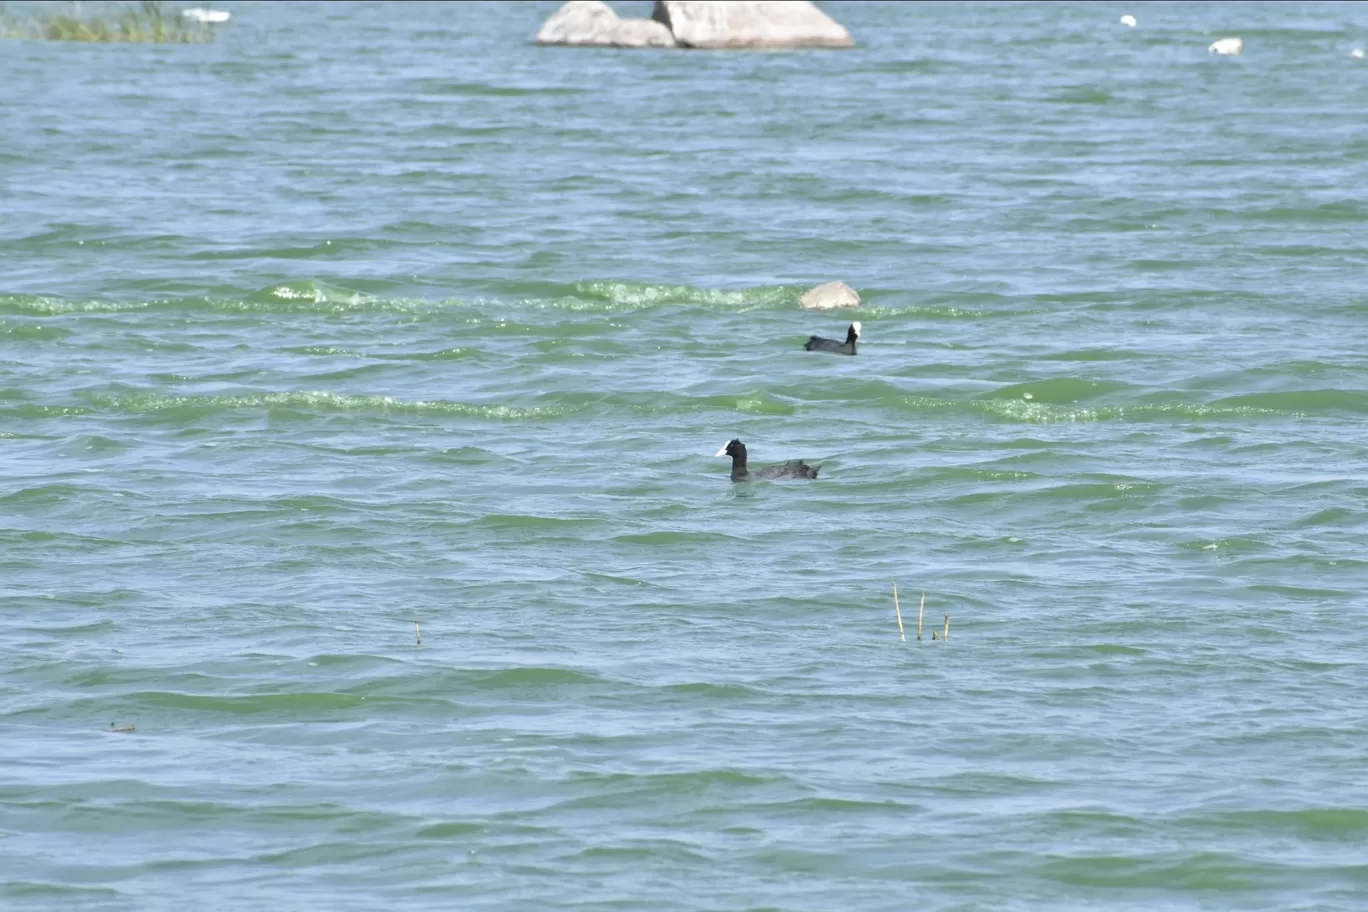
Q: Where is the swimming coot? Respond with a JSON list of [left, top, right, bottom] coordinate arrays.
[[715, 439, 820, 481], [804, 321, 860, 355]]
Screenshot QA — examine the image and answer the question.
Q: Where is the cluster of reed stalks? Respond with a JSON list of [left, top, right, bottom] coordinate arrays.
[[0, 1, 212, 43], [892, 585, 949, 643]]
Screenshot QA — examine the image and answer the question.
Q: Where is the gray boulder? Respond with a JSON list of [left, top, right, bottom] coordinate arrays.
[[536, 0, 677, 48], [799, 281, 861, 310], [653, 1, 854, 49]]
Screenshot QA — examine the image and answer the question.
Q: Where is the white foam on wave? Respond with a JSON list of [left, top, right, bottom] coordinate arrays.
[[1120, 14, 1136, 28], [1209, 37, 1243, 55]]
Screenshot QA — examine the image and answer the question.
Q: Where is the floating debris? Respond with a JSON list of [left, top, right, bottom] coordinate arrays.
[[104, 722, 135, 733], [182, 8, 231, 23], [1209, 37, 1243, 55], [1120, 14, 1137, 28]]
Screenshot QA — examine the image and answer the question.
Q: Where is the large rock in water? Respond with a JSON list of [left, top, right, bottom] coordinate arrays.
[[536, 0, 677, 48], [799, 281, 860, 310], [653, 1, 854, 49]]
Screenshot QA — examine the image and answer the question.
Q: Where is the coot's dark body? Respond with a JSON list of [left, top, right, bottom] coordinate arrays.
[[804, 322, 860, 356], [715, 439, 820, 482]]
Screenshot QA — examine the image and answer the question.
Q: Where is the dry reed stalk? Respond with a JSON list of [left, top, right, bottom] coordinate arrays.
[[943, 614, 949, 640], [892, 584, 904, 642], [917, 591, 925, 641], [414, 620, 422, 646]]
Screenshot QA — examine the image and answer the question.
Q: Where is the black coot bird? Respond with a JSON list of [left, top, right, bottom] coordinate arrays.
[[804, 321, 860, 355], [715, 439, 820, 482]]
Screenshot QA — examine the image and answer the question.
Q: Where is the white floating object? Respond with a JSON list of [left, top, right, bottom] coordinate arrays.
[[1120, 14, 1137, 28], [1353, 48, 1365, 59], [1208, 37, 1243, 55], [183, 7, 231, 23]]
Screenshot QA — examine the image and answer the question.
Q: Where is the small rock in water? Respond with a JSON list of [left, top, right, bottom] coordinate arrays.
[[613, 17, 677, 48], [536, 0, 613, 44], [536, 0, 676, 48], [798, 281, 861, 310], [1208, 37, 1243, 55], [654, 0, 854, 49], [1120, 14, 1137, 28]]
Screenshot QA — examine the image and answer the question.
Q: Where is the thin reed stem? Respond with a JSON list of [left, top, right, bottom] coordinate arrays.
[[892, 584, 904, 642]]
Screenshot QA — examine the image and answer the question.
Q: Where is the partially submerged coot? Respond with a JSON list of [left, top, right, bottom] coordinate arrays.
[[804, 321, 860, 355], [715, 439, 820, 482]]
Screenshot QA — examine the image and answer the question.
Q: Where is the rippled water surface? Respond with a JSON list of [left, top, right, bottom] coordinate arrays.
[[5, 2, 1368, 909]]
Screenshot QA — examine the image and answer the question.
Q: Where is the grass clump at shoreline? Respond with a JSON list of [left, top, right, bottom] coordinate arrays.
[[0, 1, 215, 43]]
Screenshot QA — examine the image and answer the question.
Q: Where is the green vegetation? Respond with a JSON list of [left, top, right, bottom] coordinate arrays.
[[0, 1, 214, 43]]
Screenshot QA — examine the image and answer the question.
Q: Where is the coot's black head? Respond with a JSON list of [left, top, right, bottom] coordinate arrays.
[[714, 439, 746, 459]]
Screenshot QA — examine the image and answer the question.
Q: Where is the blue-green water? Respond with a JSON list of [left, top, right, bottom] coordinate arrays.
[[4, 2, 1368, 909]]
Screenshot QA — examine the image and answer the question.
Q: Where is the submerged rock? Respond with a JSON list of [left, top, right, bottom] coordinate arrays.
[[653, 0, 854, 49], [536, 0, 676, 48], [799, 281, 861, 310]]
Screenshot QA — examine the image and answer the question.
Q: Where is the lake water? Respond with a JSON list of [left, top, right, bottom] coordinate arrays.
[[4, 2, 1368, 909]]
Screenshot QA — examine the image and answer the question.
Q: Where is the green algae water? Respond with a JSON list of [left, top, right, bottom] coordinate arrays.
[[4, 2, 1368, 909]]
